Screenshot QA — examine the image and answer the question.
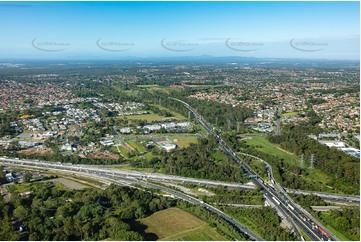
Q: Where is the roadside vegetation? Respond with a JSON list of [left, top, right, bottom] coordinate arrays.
[[0, 183, 174, 240], [222, 126, 359, 195], [291, 194, 360, 241], [221, 206, 298, 241], [129, 137, 250, 183]]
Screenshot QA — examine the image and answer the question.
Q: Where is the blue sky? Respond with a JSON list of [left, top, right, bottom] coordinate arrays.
[[0, 1, 359, 59]]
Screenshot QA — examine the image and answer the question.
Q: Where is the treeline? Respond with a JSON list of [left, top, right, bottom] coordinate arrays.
[[130, 137, 249, 183], [307, 97, 327, 105], [0, 148, 124, 165], [290, 194, 328, 208], [0, 183, 174, 240], [223, 207, 298, 241], [145, 104, 173, 117], [325, 207, 360, 241], [269, 124, 359, 193], [186, 98, 254, 131], [177, 201, 247, 241], [292, 195, 360, 241], [0, 111, 19, 136], [140, 90, 253, 132], [201, 186, 264, 205]]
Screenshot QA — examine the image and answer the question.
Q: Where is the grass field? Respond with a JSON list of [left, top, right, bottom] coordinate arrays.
[[151, 104, 186, 120], [122, 90, 140, 97], [120, 103, 185, 121], [122, 113, 166, 122], [282, 111, 299, 117], [110, 145, 126, 157], [109, 165, 155, 172], [211, 151, 229, 165], [244, 135, 333, 188], [143, 152, 159, 161], [244, 135, 299, 164], [125, 139, 147, 153], [198, 124, 208, 135], [136, 84, 160, 88], [70, 175, 106, 187], [47, 116, 58, 120], [136, 208, 226, 241], [171, 135, 198, 148], [7, 183, 32, 193]]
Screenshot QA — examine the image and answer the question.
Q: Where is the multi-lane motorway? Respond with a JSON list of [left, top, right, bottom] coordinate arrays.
[[0, 157, 263, 241], [171, 97, 339, 241], [286, 189, 359, 205], [1, 98, 356, 241]]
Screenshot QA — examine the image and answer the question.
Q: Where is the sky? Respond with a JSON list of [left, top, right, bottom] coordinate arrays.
[[0, 1, 359, 60]]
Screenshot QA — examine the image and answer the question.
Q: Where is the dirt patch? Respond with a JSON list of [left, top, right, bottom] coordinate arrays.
[[87, 152, 118, 160], [277, 147, 294, 155], [19, 149, 52, 156]]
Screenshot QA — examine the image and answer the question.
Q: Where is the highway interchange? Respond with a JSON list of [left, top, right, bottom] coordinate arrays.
[[1, 98, 359, 241], [171, 98, 343, 241], [0, 156, 262, 241]]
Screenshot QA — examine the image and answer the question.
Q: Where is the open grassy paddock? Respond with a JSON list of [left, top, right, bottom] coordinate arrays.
[[150, 104, 187, 120], [166, 134, 199, 148], [282, 111, 299, 117], [125, 139, 147, 153], [244, 135, 299, 164], [120, 104, 186, 122], [243, 134, 334, 190], [121, 113, 166, 122], [136, 207, 227, 241]]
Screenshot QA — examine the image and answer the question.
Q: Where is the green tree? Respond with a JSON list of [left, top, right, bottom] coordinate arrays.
[[23, 171, 32, 183], [13, 205, 29, 221]]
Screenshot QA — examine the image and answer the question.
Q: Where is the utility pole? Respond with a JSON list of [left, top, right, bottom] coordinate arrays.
[[300, 154, 304, 169], [309, 154, 314, 170], [275, 104, 282, 136], [188, 111, 191, 122], [227, 119, 231, 132]]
